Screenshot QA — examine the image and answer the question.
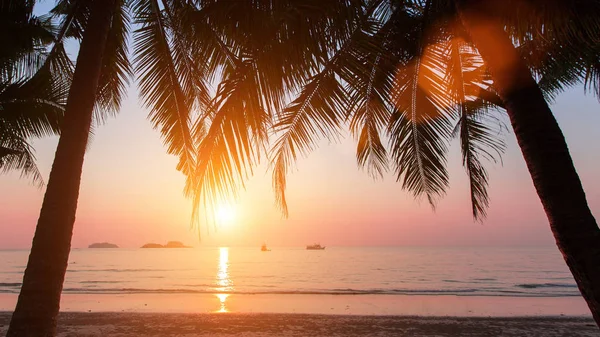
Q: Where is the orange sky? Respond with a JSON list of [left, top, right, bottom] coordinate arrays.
[[1, 86, 600, 249]]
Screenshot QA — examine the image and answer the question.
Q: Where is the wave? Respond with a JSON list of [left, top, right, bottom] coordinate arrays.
[[0, 282, 21, 287], [67, 268, 189, 273], [515, 283, 577, 289], [0, 282, 579, 297], [0, 284, 579, 297], [40, 287, 579, 297], [59, 287, 479, 295]]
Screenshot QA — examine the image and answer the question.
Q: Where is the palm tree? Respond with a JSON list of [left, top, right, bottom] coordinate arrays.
[[7, 0, 210, 335], [7, 0, 118, 334], [177, 0, 600, 326], [0, 0, 66, 185], [455, 0, 600, 324]]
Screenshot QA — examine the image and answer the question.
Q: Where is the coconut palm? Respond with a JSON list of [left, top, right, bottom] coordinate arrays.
[[178, 0, 600, 326], [288, 0, 600, 324], [7, 0, 210, 335], [455, 0, 600, 325], [0, 0, 67, 185]]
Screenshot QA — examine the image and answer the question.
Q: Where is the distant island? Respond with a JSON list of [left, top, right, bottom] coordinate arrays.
[[88, 242, 119, 248], [140, 241, 191, 248]]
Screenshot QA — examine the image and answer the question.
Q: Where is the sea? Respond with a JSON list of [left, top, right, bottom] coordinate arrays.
[[0, 246, 580, 298]]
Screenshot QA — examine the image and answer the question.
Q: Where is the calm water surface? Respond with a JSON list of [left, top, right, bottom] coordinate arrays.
[[0, 246, 579, 297]]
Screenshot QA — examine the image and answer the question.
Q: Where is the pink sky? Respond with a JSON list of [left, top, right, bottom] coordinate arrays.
[[1, 86, 599, 249]]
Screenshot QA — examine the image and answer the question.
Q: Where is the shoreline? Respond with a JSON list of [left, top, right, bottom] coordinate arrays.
[[0, 293, 592, 317], [0, 312, 597, 336]]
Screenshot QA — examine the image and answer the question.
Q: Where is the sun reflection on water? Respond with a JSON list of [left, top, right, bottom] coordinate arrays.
[[215, 293, 230, 313], [215, 247, 232, 312]]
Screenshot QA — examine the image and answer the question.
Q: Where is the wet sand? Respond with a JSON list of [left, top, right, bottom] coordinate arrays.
[[1, 294, 595, 336], [0, 312, 597, 336], [0, 293, 592, 316]]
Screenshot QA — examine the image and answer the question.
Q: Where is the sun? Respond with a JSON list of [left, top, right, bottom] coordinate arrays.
[[216, 204, 236, 226]]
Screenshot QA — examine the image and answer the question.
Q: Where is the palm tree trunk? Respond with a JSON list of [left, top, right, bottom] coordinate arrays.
[[457, 1, 600, 327], [7, 0, 117, 336]]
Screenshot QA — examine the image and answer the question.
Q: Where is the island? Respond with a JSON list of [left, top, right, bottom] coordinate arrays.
[[88, 242, 119, 248], [140, 241, 191, 248]]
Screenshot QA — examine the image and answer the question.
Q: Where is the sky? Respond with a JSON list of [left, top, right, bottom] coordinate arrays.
[[1, 83, 599, 249], [1, 3, 600, 249]]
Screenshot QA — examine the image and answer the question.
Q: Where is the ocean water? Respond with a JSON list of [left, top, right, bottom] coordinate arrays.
[[0, 246, 580, 297]]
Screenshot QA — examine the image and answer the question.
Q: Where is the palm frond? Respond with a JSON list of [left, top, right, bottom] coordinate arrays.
[[350, 92, 391, 179], [270, 69, 348, 216], [0, 137, 44, 187], [0, 74, 65, 187], [500, 0, 600, 52], [388, 37, 454, 207], [163, 0, 211, 113], [518, 38, 584, 101], [94, 0, 132, 121], [269, 16, 372, 216], [185, 60, 270, 225], [497, 0, 600, 100], [583, 52, 600, 99], [453, 104, 505, 220], [346, 39, 394, 179], [0, 0, 68, 82], [342, 9, 403, 179], [0, 15, 55, 81], [132, 0, 196, 176], [444, 34, 506, 219], [50, 0, 90, 41], [0, 76, 65, 139]]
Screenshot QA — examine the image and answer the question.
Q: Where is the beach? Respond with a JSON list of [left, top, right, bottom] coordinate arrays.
[[0, 312, 597, 336], [0, 293, 597, 336], [1, 247, 595, 335]]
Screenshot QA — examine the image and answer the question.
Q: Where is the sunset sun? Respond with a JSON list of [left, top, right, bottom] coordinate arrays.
[[216, 204, 236, 226]]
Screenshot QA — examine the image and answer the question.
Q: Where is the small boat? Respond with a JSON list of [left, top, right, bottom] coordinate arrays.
[[306, 243, 325, 250], [261, 243, 271, 252]]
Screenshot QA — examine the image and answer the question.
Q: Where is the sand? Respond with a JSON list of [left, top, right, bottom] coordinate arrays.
[[0, 312, 598, 336], [0, 293, 592, 316], [1, 294, 596, 336]]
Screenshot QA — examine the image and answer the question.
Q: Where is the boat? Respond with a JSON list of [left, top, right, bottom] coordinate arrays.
[[261, 243, 271, 252], [306, 243, 325, 250]]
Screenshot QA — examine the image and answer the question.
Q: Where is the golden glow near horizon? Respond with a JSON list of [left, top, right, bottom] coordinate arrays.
[[215, 247, 232, 313], [216, 204, 236, 227]]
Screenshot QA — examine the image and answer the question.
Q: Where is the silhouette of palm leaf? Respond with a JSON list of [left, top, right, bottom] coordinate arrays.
[[0, 1, 68, 185], [95, 0, 132, 120], [132, 0, 198, 177]]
